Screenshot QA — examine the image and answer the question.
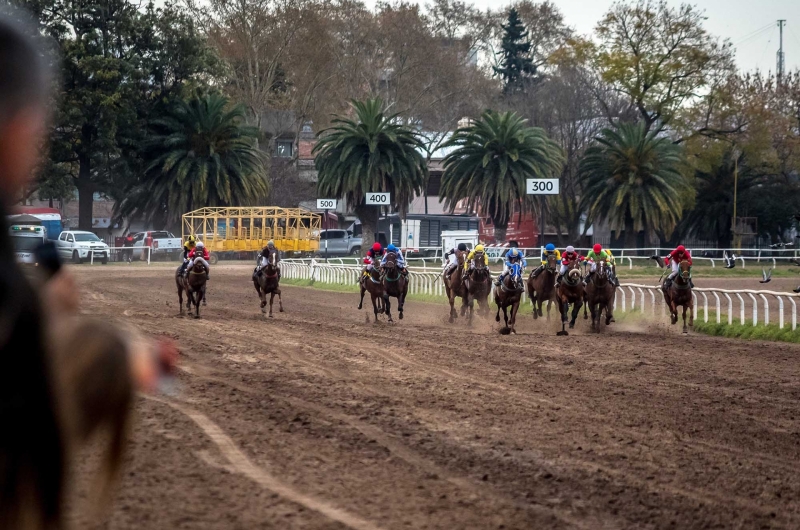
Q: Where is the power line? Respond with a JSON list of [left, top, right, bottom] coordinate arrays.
[[734, 23, 775, 46]]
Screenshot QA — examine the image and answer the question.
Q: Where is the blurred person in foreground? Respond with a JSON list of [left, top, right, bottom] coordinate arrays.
[[0, 9, 176, 529]]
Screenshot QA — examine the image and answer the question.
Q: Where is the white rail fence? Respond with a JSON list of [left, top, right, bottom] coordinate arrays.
[[282, 262, 800, 331]]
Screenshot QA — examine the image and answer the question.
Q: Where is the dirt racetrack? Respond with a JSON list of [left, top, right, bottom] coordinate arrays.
[[70, 264, 800, 529]]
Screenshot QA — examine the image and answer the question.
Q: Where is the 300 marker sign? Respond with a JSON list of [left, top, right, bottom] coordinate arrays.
[[365, 193, 391, 205], [526, 179, 560, 195]]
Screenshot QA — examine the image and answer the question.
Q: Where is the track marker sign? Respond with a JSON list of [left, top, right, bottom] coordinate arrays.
[[365, 193, 391, 205], [317, 199, 337, 210], [526, 179, 560, 195]]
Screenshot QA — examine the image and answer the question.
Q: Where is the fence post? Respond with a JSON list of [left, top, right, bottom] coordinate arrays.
[[629, 286, 636, 311], [736, 293, 745, 325], [747, 293, 757, 326], [637, 287, 645, 313], [759, 294, 769, 326], [701, 292, 708, 323], [713, 292, 720, 323], [777, 296, 784, 329], [692, 292, 698, 321], [724, 293, 732, 325]]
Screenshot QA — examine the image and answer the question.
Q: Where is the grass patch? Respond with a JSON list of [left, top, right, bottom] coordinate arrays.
[[693, 317, 800, 344], [280, 277, 452, 305]]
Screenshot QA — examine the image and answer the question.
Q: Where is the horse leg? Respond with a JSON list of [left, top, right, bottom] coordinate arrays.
[[531, 292, 539, 320], [384, 295, 393, 322], [494, 294, 501, 323], [605, 300, 614, 325], [546, 298, 552, 321], [570, 301, 581, 329], [358, 285, 366, 310], [688, 298, 694, 329], [682, 304, 689, 334], [557, 300, 569, 336], [583, 296, 589, 320], [371, 293, 380, 322], [510, 301, 520, 334], [501, 304, 509, 330], [589, 302, 597, 331], [670, 300, 678, 325], [194, 291, 200, 319], [268, 292, 275, 318], [448, 293, 457, 323], [398, 286, 407, 320], [276, 288, 283, 312]]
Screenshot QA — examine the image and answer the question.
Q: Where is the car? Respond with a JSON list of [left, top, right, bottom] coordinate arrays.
[[10, 224, 47, 265], [131, 230, 182, 260], [56, 230, 110, 264], [317, 229, 362, 257]]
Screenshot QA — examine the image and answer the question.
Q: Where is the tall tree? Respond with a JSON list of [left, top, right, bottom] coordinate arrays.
[[593, 0, 734, 133], [116, 92, 268, 229], [439, 110, 563, 243], [578, 122, 688, 246], [493, 8, 535, 95], [313, 98, 427, 250], [30, 0, 213, 229]]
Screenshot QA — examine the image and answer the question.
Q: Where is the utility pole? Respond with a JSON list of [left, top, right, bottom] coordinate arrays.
[[777, 19, 786, 85]]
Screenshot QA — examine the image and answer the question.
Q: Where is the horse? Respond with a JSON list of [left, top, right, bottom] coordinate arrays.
[[443, 250, 468, 323], [464, 251, 492, 325], [663, 259, 694, 333], [526, 253, 558, 320], [358, 263, 385, 322], [555, 260, 585, 336], [381, 251, 408, 322], [494, 262, 524, 334], [584, 260, 615, 331], [254, 250, 283, 317], [176, 259, 207, 318]]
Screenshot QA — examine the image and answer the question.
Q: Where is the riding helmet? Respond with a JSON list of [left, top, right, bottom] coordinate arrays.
[[566, 245, 575, 253], [196, 241, 204, 248], [457, 243, 467, 251], [676, 245, 685, 252], [386, 244, 397, 252], [593, 243, 602, 253], [545, 243, 555, 251], [188, 235, 196, 243], [474, 244, 484, 252], [372, 242, 382, 251]]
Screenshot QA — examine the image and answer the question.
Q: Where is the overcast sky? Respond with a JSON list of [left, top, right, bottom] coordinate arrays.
[[365, 0, 800, 74]]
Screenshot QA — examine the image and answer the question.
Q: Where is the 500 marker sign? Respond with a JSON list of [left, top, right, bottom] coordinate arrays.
[[317, 199, 337, 210], [526, 179, 560, 195], [365, 193, 391, 205]]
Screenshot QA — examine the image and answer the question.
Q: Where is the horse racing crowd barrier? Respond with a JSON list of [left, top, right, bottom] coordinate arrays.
[[281, 260, 800, 331]]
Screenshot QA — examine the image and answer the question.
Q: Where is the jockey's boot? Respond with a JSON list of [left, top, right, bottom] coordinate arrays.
[[494, 274, 503, 286], [206, 270, 210, 280], [689, 278, 694, 288], [613, 276, 620, 287], [556, 274, 563, 285], [583, 271, 593, 285], [531, 265, 544, 278]]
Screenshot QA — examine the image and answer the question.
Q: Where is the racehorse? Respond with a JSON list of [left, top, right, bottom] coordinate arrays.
[[584, 260, 615, 331], [494, 262, 524, 334], [358, 264, 385, 322], [254, 250, 283, 317], [526, 253, 558, 320], [381, 251, 408, 322], [176, 260, 207, 318], [555, 260, 584, 336], [663, 259, 694, 333], [464, 251, 492, 325], [444, 249, 468, 323]]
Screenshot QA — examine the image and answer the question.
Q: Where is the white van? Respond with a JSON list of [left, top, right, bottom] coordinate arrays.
[[10, 224, 47, 264]]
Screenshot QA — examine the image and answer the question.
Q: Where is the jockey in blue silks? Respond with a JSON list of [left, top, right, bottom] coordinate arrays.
[[381, 243, 407, 276], [494, 247, 527, 286]]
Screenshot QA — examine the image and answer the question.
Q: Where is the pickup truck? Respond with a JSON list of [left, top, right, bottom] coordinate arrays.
[[316, 229, 362, 257], [131, 230, 182, 260], [56, 230, 110, 264]]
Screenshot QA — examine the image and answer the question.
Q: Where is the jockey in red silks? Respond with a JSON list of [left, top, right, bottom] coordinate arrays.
[[361, 242, 383, 277], [664, 245, 692, 288], [187, 240, 211, 279]]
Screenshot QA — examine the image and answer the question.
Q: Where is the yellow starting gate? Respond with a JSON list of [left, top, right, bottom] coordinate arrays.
[[181, 207, 321, 254]]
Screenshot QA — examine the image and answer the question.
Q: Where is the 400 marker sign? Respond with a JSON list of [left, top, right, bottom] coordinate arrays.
[[366, 193, 391, 205], [526, 179, 560, 195]]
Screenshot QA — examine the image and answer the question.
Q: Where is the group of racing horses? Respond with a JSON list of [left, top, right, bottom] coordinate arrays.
[[358, 251, 409, 322], [443, 248, 695, 335]]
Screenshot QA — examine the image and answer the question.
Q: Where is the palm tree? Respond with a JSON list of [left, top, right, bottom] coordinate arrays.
[[680, 149, 755, 248], [117, 92, 267, 228], [578, 122, 688, 247], [313, 98, 427, 250], [438, 110, 563, 243]]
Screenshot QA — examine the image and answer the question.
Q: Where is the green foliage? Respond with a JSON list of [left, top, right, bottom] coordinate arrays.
[[439, 110, 563, 241], [578, 122, 688, 244], [116, 92, 267, 228], [28, 0, 216, 229], [313, 98, 427, 248], [493, 8, 536, 94]]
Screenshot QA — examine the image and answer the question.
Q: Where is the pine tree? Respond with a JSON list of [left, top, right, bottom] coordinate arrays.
[[493, 8, 536, 94]]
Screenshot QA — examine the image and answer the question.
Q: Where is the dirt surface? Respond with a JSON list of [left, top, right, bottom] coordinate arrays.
[[70, 264, 800, 529]]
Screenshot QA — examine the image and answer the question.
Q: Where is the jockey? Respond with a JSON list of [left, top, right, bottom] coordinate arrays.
[[584, 243, 612, 284], [462, 244, 489, 279], [531, 243, 561, 279], [362, 242, 384, 277], [443, 242, 467, 280], [664, 245, 693, 288], [381, 243, 407, 276], [179, 234, 196, 275], [187, 241, 210, 279], [494, 247, 527, 286], [253, 240, 280, 280], [557, 245, 583, 284]]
